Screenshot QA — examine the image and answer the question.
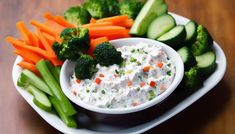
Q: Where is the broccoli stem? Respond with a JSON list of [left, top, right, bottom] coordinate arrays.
[[36, 59, 77, 116], [49, 96, 77, 128]]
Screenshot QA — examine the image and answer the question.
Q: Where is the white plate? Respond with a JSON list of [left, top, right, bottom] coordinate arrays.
[[12, 13, 226, 134]]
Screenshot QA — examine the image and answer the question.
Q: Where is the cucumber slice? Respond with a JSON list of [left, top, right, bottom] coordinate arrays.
[[196, 51, 216, 76], [27, 85, 52, 112], [177, 46, 196, 69], [147, 14, 176, 39], [185, 20, 198, 43], [20, 70, 53, 96], [129, 0, 168, 36], [157, 25, 186, 49]]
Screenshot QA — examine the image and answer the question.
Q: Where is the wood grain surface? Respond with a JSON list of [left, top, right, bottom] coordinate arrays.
[[1, 0, 234, 134]]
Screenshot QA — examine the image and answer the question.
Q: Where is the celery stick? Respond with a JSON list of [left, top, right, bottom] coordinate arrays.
[[36, 60, 77, 116], [46, 61, 61, 83], [50, 96, 77, 128]]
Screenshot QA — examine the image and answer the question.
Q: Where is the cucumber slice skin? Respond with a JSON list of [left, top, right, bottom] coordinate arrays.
[[185, 20, 198, 44], [177, 46, 196, 70], [27, 85, 52, 112], [196, 51, 216, 76], [157, 25, 186, 49], [130, 0, 168, 36], [147, 14, 176, 39]]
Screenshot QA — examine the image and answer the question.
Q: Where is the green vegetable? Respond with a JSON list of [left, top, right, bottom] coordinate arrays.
[[64, 6, 91, 26], [129, 0, 168, 36], [46, 61, 61, 83], [185, 20, 198, 43], [83, 0, 109, 19], [36, 60, 77, 116], [196, 51, 216, 76], [93, 42, 123, 66], [119, 0, 145, 19], [27, 85, 52, 112], [191, 25, 213, 56], [75, 55, 97, 79], [106, 0, 120, 16], [49, 96, 77, 128], [158, 25, 186, 49], [184, 67, 201, 90], [147, 14, 176, 39], [177, 46, 196, 70], [52, 27, 90, 61], [17, 69, 53, 96]]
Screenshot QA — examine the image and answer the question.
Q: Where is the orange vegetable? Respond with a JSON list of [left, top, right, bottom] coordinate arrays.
[[88, 26, 127, 38], [82, 22, 113, 28], [143, 66, 151, 72], [16, 21, 30, 44], [50, 57, 63, 66], [115, 19, 134, 28], [43, 12, 55, 20], [95, 78, 102, 84], [42, 32, 56, 45], [30, 20, 57, 37], [54, 15, 75, 28], [37, 30, 56, 57], [76, 79, 81, 84], [156, 62, 163, 68], [14, 49, 42, 64], [127, 81, 133, 87], [44, 20, 65, 34], [5, 36, 49, 59], [149, 81, 156, 87], [17, 61, 38, 74], [99, 73, 105, 77], [96, 15, 129, 24], [88, 37, 109, 54], [90, 18, 96, 23]]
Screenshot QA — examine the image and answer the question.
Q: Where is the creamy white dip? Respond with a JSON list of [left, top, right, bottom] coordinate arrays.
[[70, 42, 175, 108]]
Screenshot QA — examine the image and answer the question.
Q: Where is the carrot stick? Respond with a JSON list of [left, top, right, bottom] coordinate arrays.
[[50, 57, 64, 66], [96, 15, 129, 23], [54, 15, 75, 28], [88, 26, 127, 38], [42, 32, 56, 45], [44, 20, 65, 36], [90, 18, 96, 23], [115, 19, 134, 28], [5, 36, 50, 59], [82, 22, 113, 28], [16, 21, 31, 44], [14, 49, 42, 64], [44, 12, 55, 20], [17, 61, 38, 74], [30, 20, 57, 36], [14, 50, 33, 63], [87, 37, 109, 54], [37, 30, 56, 57], [27, 32, 39, 47]]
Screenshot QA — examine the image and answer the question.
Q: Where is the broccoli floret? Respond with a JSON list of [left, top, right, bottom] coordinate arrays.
[[93, 42, 123, 66], [184, 67, 202, 90], [83, 0, 109, 19], [52, 27, 90, 61], [119, 0, 145, 19], [64, 6, 91, 26], [75, 55, 97, 79], [106, 0, 120, 16], [191, 25, 213, 56]]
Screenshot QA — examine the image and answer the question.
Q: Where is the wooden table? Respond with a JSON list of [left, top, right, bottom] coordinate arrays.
[[1, 0, 234, 133]]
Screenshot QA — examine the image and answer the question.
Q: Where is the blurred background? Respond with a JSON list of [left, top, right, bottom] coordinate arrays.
[[0, 0, 234, 133]]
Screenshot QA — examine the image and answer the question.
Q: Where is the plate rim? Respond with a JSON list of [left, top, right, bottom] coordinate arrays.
[[11, 12, 227, 134]]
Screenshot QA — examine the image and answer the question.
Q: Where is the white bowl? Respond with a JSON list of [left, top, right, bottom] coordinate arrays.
[[60, 38, 184, 115]]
